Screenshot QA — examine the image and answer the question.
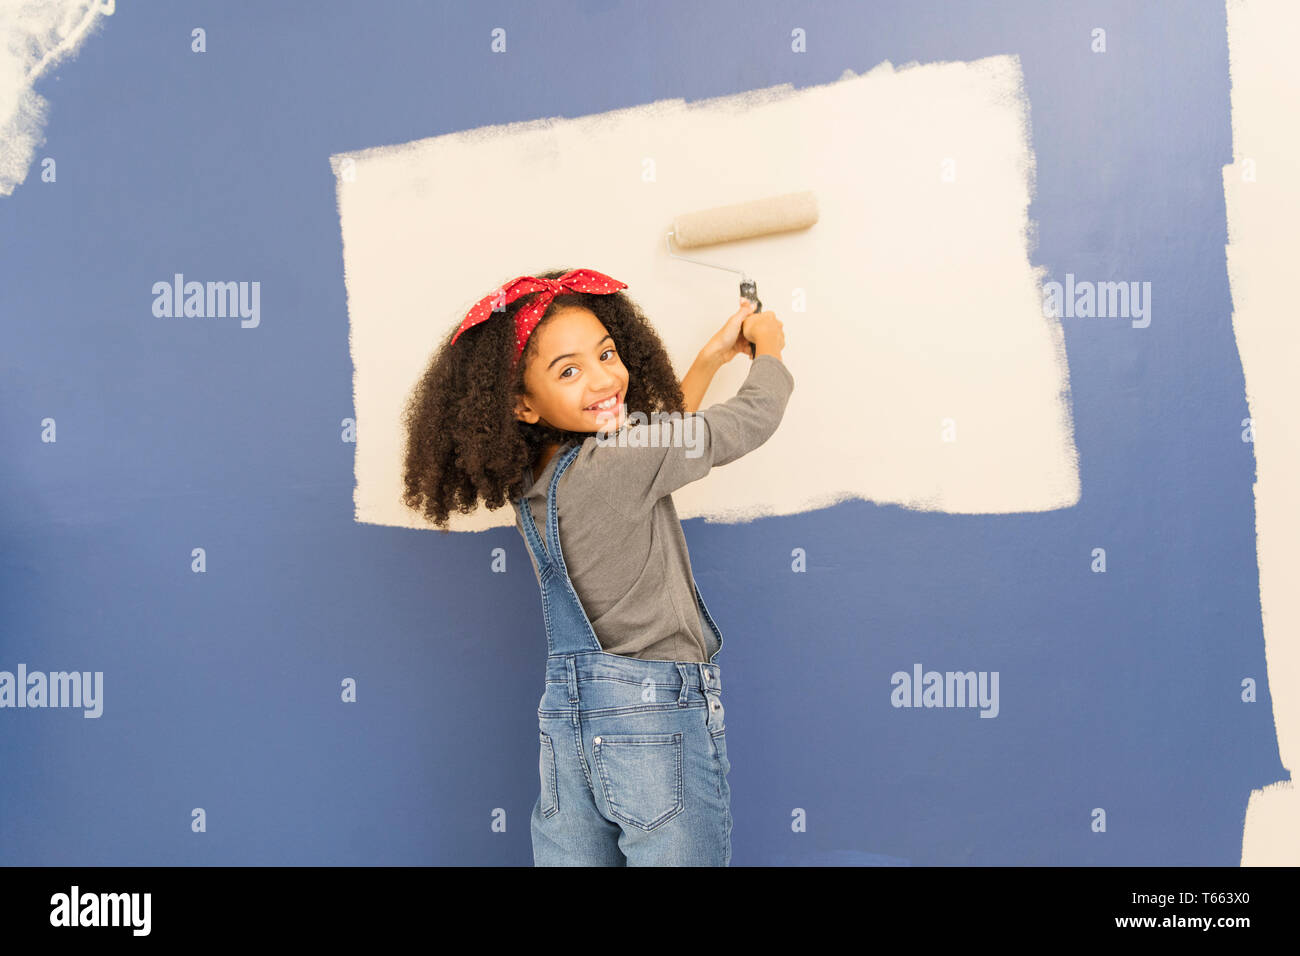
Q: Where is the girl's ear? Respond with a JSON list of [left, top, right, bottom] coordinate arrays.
[[514, 396, 539, 424]]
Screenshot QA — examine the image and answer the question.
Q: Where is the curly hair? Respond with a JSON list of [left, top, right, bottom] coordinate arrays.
[[401, 268, 687, 532]]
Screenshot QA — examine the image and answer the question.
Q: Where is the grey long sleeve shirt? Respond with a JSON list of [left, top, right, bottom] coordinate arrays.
[[512, 353, 795, 662]]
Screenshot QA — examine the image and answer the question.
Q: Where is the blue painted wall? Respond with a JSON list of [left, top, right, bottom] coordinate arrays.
[[0, 0, 1283, 865]]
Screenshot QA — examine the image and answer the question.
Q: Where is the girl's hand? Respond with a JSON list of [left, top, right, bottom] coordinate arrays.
[[704, 299, 758, 366]]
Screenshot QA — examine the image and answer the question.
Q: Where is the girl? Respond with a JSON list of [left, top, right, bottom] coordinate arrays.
[[401, 267, 793, 865]]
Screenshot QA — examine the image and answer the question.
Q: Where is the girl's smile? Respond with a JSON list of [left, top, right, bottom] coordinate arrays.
[[584, 391, 623, 426]]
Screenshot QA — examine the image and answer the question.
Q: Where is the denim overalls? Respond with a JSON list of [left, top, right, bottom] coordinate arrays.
[[517, 441, 732, 866]]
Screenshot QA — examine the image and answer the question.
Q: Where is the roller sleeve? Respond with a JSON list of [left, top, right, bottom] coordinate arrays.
[[671, 190, 819, 248]]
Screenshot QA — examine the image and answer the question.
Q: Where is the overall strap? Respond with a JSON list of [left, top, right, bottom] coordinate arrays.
[[543, 442, 584, 567], [516, 489, 551, 575], [516, 441, 583, 576]]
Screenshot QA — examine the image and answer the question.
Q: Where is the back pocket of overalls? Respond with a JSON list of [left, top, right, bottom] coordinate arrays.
[[538, 732, 559, 818], [592, 732, 684, 831]]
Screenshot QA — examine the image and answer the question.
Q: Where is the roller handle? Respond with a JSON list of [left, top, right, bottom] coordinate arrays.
[[740, 280, 761, 358]]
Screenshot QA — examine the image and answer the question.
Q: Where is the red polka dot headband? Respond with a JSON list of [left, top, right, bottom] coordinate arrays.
[[450, 268, 628, 362]]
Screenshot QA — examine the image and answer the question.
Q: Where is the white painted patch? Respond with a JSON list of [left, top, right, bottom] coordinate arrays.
[[0, 0, 110, 197], [336, 54, 1079, 532], [1224, 0, 1300, 866]]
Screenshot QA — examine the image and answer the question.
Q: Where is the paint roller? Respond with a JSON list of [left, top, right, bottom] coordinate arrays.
[[666, 190, 819, 356]]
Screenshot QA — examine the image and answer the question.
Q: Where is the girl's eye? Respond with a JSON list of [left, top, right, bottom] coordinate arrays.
[[560, 349, 616, 379]]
